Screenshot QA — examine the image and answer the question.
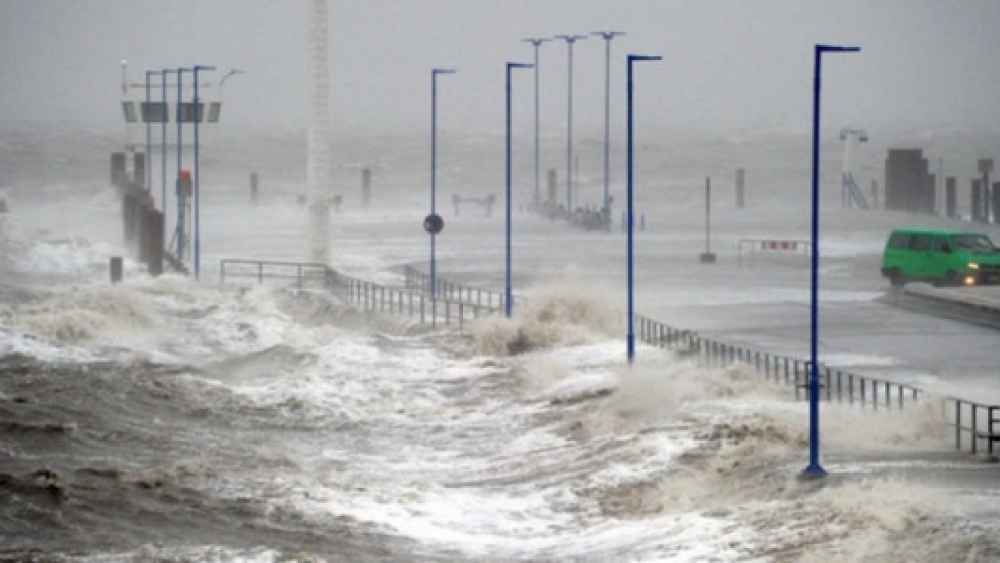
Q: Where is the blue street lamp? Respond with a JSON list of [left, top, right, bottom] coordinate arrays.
[[521, 37, 550, 205], [506, 62, 533, 318], [160, 69, 174, 216], [625, 54, 661, 363], [554, 34, 587, 214], [592, 31, 625, 229], [176, 67, 191, 262], [430, 68, 456, 299], [192, 64, 216, 280], [144, 70, 158, 196], [805, 44, 860, 477]]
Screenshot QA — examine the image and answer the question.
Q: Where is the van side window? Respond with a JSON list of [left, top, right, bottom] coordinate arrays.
[[888, 232, 910, 249], [887, 232, 910, 249], [908, 234, 932, 251]]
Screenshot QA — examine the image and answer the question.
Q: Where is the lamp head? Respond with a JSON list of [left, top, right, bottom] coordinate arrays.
[[591, 31, 626, 39]]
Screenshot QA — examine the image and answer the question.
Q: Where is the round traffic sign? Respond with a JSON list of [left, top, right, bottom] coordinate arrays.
[[424, 213, 444, 235]]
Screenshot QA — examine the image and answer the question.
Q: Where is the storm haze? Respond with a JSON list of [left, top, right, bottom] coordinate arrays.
[[1, 0, 999, 137]]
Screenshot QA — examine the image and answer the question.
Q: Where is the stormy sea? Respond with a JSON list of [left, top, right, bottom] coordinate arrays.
[[3, 125, 1000, 562]]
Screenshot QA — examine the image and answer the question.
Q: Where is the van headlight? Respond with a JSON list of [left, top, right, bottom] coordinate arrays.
[[968, 262, 980, 270]]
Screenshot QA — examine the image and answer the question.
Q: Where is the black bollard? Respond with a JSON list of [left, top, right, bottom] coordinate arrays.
[[137, 200, 151, 266], [133, 152, 146, 189], [993, 182, 1000, 224], [700, 177, 717, 263], [736, 168, 745, 209], [972, 180, 983, 222], [110, 256, 123, 284], [946, 177, 956, 218], [547, 169, 557, 205], [148, 210, 164, 277], [362, 168, 372, 207], [111, 152, 127, 191]]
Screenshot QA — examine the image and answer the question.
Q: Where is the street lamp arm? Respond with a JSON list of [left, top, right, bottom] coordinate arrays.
[[521, 37, 551, 46], [220, 69, 246, 87], [432, 68, 458, 75], [554, 34, 589, 43], [591, 31, 626, 39], [818, 45, 861, 53]]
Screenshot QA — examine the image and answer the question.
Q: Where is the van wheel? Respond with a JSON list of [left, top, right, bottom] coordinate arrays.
[[942, 270, 959, 287], [888, 268, 904, 288]]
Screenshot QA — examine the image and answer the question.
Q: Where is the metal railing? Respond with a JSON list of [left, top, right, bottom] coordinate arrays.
[[630, 308, 997, 457], [220, 259, 504, 329], [220, 259, 332, 289], [402, 264, 522, 310], [946, 400, 1000, 456]]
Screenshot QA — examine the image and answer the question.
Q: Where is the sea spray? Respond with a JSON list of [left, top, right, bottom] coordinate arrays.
[[11, 285, 157, 344], [471, 279, 617, 356]]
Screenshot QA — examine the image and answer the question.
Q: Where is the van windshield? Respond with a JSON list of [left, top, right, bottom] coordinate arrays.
[[951, 234, 998, 253]]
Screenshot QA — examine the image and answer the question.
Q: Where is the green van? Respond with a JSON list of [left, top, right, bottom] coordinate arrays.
[[881, 228, 1000, 287]]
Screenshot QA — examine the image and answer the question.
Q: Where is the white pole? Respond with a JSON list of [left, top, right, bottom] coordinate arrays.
[[307, 0, 332, 263]]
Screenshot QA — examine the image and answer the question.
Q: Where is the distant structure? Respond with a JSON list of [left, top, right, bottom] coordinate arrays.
[[307, 0, 332, 264], [885, 149, 934, 214], [116, 60, 236, 275], [839, 128, 869, 210]]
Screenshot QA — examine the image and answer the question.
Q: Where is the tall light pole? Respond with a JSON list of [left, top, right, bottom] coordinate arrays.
[[144, 70, 157, 196], [554, 34, 587, 215], [592, 31, 625, 229], [192, 65, 216, 281], [522, 37, 550, 206], [176, 67, 191, 262], [625, 54, 661, 363], [806, 44, 860, 477], [430, 68, 456, 299], [160, 69, 174, 217], [506, 62, 533, 318]]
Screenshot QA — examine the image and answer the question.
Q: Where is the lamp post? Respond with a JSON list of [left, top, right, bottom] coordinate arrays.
[[806, 44, 860, 477], [160, 69, 174, 217], [176, 67, 191, 262], [626, 54, 661, 363], [506, 62, 533, 318], [192, 64, 216, 281], [592, 31, 625, 229], [430, 68, 456, 299], [144, 70, 157, 196], [554, 34, 587, 215], [521, 37, 550, 206]]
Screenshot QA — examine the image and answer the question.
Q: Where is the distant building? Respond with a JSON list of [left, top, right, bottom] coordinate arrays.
[[885, 149, 935, 214]]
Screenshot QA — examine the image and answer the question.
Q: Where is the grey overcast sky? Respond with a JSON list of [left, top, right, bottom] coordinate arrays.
[[1, 0, 999, 136]]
